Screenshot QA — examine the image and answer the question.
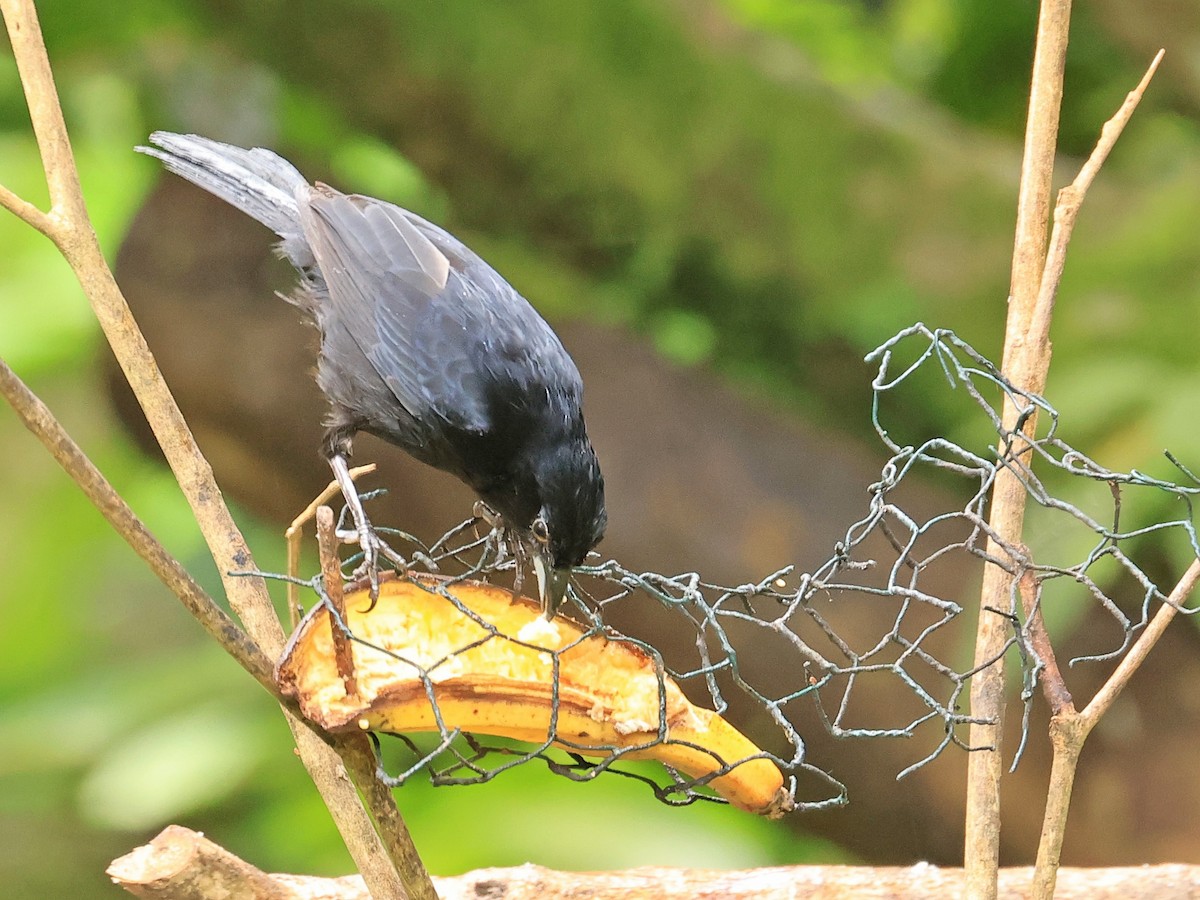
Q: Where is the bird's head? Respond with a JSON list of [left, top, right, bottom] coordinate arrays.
[[525, 436, 606, 617]]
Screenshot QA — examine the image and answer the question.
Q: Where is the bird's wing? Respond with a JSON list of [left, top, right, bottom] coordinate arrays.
[[402, 214, 587, 405], [299, 186, 492, 428]]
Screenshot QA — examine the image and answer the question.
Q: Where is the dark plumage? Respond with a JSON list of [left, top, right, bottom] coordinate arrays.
[[137, 132, 606, 613]]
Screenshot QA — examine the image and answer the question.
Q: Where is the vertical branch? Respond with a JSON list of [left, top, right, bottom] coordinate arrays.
[[1, 0, 85, 225], [1023, 51, 1162, 900], [0, 0, 281, 653], [1030, 552, 1195, 899], [966, 24, 1164, 897], [286, 464, 376, 626], [964, 2, 1072, 898], [0, 355, 275, 692], [318, 505, 359, 698], [1006, 0, 1073, 338], [1029, 717, 1086, 900], [0, 2, 425, 896]]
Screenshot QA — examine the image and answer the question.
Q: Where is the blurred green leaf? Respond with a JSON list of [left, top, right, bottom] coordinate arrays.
[[77, 701, 273, 831], [650, 307, 717, 366]]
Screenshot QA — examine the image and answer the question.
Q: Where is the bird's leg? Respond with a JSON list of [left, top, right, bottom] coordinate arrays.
[[328, 453, 410, 601], [472, 500, 509, 568], [474, 503, 530, 598], [509, 534, 528, 598], [472, 500, 503, 530], [329, 453, 380, 595]]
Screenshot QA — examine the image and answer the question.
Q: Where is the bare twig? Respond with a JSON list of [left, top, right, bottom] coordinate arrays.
[[1029, 559, 1198, 900], [1081, 557, 1199, 726], [1016, 567, 1074, 716], [286, 464, 375, 625], [0, 355, 275, 691], [0, 179, 50, 231], [1007, 1, 1071, 327], [0, 0, 281, 653], [965, 13, 1164, 900], [1015, 51, 1168, 900], [317, 505, 358, 697], [0, 1, 418, 895], [1017, 49, 1165, 386], [334, 737, 440, 900], [311, 515, 439, 898], [965, 3, 1073, 896]]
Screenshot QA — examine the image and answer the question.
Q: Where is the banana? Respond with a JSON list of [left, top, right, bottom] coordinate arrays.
[[276, 575, 793, 817]]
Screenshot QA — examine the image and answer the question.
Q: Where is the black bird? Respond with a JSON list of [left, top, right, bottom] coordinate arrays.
[[137, 132, 606, 614]]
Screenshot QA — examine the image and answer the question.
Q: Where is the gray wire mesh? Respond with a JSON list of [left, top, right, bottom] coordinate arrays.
[[286, 324, 1200, 812]]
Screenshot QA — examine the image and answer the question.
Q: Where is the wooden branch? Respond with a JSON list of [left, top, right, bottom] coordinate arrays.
[[1029, 558, 1200, 897], [1016, 49, 1164, 392], [318, 505, 358, 698], [1016, 51, 1167, 900], [108, 826, 294, 899], [1006, 0, 1072, 328], [1081, 556, 1200, 726], [332, 736, 440, 900], [297, 499, 437, 897], [0, 355, 275, 691], [964, 2, 1073, 896], [1016, 566, 1073, 716], [0, 2, 427, 896], [965, 16, 1164, 900], [0, 0, 85, 228], [0, 0, 282, 653], [286, 464, 376, 626], [109, 827, 1200, 900], [0, 178, 51, 231]]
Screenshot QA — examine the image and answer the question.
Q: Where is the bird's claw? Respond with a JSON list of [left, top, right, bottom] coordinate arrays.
[[336, 520, 410, 607], [330, 452, 404, 605], [352, 519, 383, 602], [473, 500, 503, 530]]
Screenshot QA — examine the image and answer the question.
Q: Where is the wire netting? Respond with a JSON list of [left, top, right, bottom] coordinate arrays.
[[284, 324, 1200, 813]]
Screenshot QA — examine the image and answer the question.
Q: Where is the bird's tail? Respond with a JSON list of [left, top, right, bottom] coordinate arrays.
[[136, 132, 308, 250]]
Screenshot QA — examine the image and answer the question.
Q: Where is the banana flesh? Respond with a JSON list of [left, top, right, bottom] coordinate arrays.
[[276, 575, 793, 817]]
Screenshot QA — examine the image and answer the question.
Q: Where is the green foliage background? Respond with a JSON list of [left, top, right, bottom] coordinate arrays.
[[1, 0, 1198, 895]]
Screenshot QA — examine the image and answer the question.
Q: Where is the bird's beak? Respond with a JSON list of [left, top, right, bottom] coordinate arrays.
[[532, 552, 571, 618]]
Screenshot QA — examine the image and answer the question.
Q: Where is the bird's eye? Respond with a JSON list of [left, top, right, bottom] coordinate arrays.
[[531, 516, 550, 544]]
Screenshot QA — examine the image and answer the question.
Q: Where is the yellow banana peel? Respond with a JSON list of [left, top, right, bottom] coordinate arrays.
[[276, 575, 793, 817]]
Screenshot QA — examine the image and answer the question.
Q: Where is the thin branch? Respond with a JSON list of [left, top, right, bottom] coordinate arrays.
[[0, 0, 282, 656], [1016, 567, 1073, 716], [1030, 717, 1086, 900], [0, 1, 419, 895], [285, 720, 419, 900], [334, 736, 440, 900], [286, 464, 375, 626], [1020, 50, 1166, 900], [1006, 0, 1072, 341], [964, 3, 1073, 897], [1082, 557, 1200, 726], [318, 505, 358, 697], [0, 178, 51, 231], [311, 508, 435, 899], [0, 355, 275, 691], [1029, 553, 1195, 900], [0, 0, 85, 225], [0, 356, 400, 886], [1018, 49, 1165, 387]]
